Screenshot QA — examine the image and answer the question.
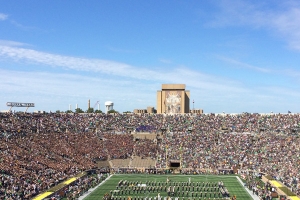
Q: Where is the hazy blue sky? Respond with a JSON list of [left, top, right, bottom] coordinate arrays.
[[1, 0, 300, 113]]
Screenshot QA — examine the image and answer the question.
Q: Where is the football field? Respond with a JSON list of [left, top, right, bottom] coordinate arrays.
[[84, 174, 253, 200]]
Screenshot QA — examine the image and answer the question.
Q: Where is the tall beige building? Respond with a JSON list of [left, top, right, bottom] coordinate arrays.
[[157, 84, 190, 114]]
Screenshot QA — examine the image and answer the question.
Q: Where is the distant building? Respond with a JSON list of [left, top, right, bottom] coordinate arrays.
[[133, 109, 147, 114], [0, 110, 10, 113], [133, 107, 156, 114], [34, 110, 46, 114], [157, 84, 190, 114], [190, 109, 203, 114]]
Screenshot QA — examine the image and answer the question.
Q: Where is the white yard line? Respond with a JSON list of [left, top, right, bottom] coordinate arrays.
[[236, 176, 260, 200], [79, 174, 112, 200]]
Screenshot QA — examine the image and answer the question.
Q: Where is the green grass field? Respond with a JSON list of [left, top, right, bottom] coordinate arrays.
[[84, 174, 253, 200]]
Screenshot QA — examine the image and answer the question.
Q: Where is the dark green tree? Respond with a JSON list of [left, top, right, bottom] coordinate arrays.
[[108, 109, 118, 114], [86, 107, 94, 113], [75, 108, 84, 113], [94, 109, 102, 113]]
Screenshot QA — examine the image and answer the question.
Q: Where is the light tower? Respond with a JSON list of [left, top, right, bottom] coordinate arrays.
[[105, 101, 114, 114]]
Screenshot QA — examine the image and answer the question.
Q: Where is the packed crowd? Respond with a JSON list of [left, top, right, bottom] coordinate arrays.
[[134, 139, 157, 159], [63, 172, 108, 200], [0, 112, 300, 199], [156, 113, 300, 196]]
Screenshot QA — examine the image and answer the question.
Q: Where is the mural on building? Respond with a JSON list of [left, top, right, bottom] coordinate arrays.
[[165, 91, 181, 114]]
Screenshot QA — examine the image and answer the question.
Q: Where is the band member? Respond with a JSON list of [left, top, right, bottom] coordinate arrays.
[[158, 193, 161, 200]]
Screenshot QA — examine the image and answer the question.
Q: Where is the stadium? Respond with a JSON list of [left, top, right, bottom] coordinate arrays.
[[1, 0, 300, 198], [1, 110, 300, 200]]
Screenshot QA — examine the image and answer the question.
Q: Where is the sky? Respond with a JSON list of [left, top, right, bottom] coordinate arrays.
[[0, 0, 300, 113]]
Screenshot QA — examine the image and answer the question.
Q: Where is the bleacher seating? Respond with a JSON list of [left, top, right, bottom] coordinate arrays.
[[131, 156, 156, 168], [110, 158, 131, 168]]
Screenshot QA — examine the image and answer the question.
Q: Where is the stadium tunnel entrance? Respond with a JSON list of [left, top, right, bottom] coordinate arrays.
[[169, 160, 180, 168]]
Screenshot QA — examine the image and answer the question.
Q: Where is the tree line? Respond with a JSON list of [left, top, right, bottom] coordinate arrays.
[[55, 108, 119, 114]]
